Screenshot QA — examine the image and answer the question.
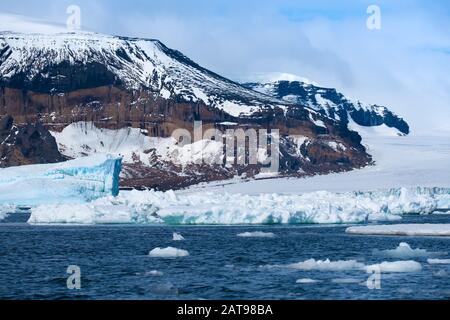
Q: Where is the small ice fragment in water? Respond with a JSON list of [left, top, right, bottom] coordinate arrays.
[[237, 232, 275, 238], [346, 224, 450, 236], [296, 278, 320, 284], [149, 247, 189, 258], [287, 259, 366, 272], [428, 259, 450, 265], [173, 232, 185, 241], [366, 261, 422, 273], [373, 242, 440, 259]]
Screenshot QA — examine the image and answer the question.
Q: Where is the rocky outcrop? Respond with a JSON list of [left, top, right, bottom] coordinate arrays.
[[0, 32, 378, 189], [0, 115, 65, 167], [243, 80, 410, 135]]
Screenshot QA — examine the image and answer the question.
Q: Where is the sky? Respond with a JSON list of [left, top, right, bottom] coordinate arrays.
[[0, 0, 449, 134]]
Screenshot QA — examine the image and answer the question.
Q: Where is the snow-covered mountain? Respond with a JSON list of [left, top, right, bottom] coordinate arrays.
[[0, 30, 410, 189], [243, 80, 410, 135], [0, 31, 285, 117]]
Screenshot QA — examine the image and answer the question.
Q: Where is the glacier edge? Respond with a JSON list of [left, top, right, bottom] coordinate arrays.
[[0, 155, 122, 206], [27, 186, 450, 225]]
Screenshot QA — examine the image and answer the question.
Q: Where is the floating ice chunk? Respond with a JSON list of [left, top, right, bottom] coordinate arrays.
[[433, 210, 450, 215], [268, 258, 422, 274], [149, 247, 189, 258], [366, 261, 422, 273], [286, 259, 366, 272], [373, 242, 440, 259], [0, 155, 122, 206], [427, 259, 450, 265], [346, 224, 450, 237], [296, 278, 320, 284], [237, 232, 275, 238], [172, 233, 185, 241]]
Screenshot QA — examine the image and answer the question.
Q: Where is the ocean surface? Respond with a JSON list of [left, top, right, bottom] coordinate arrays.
[[0, 213, 449, 300]]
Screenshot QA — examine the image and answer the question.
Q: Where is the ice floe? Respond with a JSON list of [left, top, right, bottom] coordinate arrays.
[[149, 247, 189, 258], [296, 278, 320, 284], [286, 259, 366, 272], [366, 261, 422, 273], [27, 187, 450, 225], [346, 224, 450, 237], [237, 232, 276, 238], [266, 258, 422, 274], [427, 259, 450, 265], [373, 242, 442, 259]]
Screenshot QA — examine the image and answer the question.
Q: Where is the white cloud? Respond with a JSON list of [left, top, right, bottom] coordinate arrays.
[[0, 2, 449, 134]]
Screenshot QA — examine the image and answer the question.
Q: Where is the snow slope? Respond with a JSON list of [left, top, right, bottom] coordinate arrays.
[[243, 80, 410, 134], [50, 122, 233, 166], [188, 122, 450, 194], [0, 31, 286, 117], [0, 155, 121, 206]]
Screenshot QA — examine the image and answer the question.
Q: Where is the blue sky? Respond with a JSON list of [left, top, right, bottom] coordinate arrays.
[[0, 0, 449, 133]]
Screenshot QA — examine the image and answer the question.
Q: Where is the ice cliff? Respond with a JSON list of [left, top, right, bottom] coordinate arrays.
[[0, 155, 122, 206], [27, 187, 450, 225]]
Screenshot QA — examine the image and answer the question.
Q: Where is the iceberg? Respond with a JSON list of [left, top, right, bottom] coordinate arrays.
[[0, 155, 122, 206], [27, 187, 450, 225]]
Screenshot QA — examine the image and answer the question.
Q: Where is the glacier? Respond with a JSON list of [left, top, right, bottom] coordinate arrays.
[[0, 155, 122, 206], [27, 187, 450, 225]]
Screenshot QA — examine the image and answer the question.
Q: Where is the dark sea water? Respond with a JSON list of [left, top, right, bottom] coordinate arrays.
[[0, 213, 449, 300]]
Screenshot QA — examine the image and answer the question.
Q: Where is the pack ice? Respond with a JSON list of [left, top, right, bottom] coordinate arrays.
[[0, 155, 122, 206], [27, 187, 450, 225]]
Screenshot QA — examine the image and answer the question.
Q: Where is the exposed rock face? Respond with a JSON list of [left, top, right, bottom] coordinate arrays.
[[0, 31, 383, 189], [0, 115, 65, 167], [243, 80, 410, 135]]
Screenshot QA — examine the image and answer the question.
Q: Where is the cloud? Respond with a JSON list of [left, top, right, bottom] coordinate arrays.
[[0, 0, 448, 133]]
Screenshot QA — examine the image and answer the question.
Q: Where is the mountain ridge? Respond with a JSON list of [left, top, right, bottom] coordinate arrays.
[[0, 30, 409, 189], [243, 80, 409, 135]]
